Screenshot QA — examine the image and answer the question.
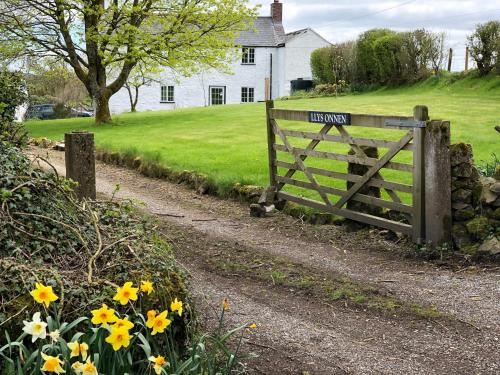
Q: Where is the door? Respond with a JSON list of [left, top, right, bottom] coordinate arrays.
[[210, 86, 226, 106]]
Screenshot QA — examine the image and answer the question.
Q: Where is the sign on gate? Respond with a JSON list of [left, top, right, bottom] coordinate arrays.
[[309, 111, 351, 126]]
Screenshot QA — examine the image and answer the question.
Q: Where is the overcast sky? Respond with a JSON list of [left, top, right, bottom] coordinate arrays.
[[248, 0, 500, 71]]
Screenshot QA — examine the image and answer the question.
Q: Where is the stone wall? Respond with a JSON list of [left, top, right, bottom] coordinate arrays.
[[451, 143, 500, 257]]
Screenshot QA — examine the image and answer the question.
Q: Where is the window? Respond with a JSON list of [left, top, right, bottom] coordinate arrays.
[[242, 47, 255, 64], [160, 86, 174, 102], [210, 86, 226, 105], [241, 87, 255, 103]]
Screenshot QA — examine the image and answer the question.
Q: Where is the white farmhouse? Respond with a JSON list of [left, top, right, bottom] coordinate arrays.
[[109, 0, 331, 114]]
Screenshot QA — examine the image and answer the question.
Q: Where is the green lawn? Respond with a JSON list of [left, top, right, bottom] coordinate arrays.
[[26, 73, 500, 202]]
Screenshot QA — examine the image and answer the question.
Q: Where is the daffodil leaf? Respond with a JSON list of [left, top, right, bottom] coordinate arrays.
[[59, 316, 88, 335]]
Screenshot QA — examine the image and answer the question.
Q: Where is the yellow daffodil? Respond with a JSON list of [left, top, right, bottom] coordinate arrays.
[[113, 317, 134, 331], [81, 359, 98, 375], [146, 310, 157, 328], [41, 352, 65, 374], [113, 282, 139, 305], [149, 355, 167, 375], [30, 282, 58, 307], [140, 280, 154, 295], [170, 298, 183, 317], [48, 330, 60, 343], [150, 310, 171, 336], [22, 312, 47, 343], [90, 304, 118, 326], [223, 298, 229, 311], [105, 326, 131, 351], [248, 323, 257, 329], [72, 361, 84, 373], [68, 341, 89, 360]]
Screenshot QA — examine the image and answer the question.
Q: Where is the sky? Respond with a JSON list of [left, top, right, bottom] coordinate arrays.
[[247, 0, 500, 71]]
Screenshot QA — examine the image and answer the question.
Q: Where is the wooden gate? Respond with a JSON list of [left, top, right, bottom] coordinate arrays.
[[264, 101, 452, 245]]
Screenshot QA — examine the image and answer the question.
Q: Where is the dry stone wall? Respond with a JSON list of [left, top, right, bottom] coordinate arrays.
[[451, 143, 500, 257]]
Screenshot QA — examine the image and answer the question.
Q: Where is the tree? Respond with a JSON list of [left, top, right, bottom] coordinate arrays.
[[26, 59, 89, 109], [123, 62, 162, 112], [0, 1, 256, 124], [467, 21, 500, 76], [427, 32, 446, 75]]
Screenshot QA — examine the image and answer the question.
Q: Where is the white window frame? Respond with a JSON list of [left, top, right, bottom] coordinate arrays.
[[209, 86, 226, 106], [242, 47, 255, 64], [241, 87, 255, 103], [160, 85, 175, 103]]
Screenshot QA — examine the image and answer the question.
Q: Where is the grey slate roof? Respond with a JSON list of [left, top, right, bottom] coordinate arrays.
[[235, 17, 285, 47]]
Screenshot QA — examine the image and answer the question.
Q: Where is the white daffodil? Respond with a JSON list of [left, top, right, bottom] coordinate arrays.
[[22, 312, 47, 343], [49, 329, 60, 343]]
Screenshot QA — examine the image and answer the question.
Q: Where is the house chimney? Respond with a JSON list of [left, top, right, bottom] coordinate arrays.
[[271, 0, 283, 23]]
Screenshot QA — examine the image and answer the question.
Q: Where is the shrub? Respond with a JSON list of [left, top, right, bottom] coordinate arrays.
[[0, 69, 28, 146], [313, 81, 349, 96], [0, 142, 190, 346], [311, 42, 356, 85], [467, 21, 500, 76]]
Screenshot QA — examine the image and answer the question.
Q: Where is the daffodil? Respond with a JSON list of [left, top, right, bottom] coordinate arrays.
[[72, 361, 84, 373], [30, 282, 58, 307], [150, 310, 171, 336], [140, 280, 154, 295], [48, 330, 60, 343], [113, 282, 139, 305], [91, 304, 118, 326], [41, 352, 65, 374], [149, 355, 167, 375], [81, 358, 98, 375], [170, 298, 183, 317], [105, 326, 131, 351], [113, 317, 134, 331], [68, 341, 89, 360], [146, 310, 157, 328], [223, 298, 229, 311], [22, 312, 47, 343]]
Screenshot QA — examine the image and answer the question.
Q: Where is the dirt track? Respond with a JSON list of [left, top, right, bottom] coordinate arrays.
[[29, 148, 500, 375]]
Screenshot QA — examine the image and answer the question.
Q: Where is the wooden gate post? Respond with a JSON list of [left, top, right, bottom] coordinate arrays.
[[65, 131, 96, 200], [412, 106, 428, 244], [424, 121, 452, 246], [266, 100, 277, 189]]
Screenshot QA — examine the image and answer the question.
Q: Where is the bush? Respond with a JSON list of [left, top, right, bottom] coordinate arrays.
[[0, 142, 190, 347], [0, 70, 28, 146], [313, 82, 349, 96], [311, 42, 356, 85], [467, 21, 500, 76]]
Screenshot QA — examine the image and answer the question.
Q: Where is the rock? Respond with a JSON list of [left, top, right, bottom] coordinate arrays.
[[451, 188, 472, 203], [452, 202, 470, 210], [452, 163, 476, 178], [453, 207, 475, 221], [250, 203, 266, 218], [465, 217, 492, 241], [491, 183, 500, 194], [450, 143, 473, 166], [494, 166, 500, 180], [494, 197, 500, 207], [478, 237, 500, 255], [452, 224, 472, 249], [452, 178, 477, 190], [480, 177, 498, 204], [52, 142, 65, 151], [471, 183, 484, 206]]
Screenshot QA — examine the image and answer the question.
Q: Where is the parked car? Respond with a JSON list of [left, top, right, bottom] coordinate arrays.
[[26, 104, 93, 120]]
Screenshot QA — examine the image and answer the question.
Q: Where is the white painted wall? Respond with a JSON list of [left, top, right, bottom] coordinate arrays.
[[109, 30, 331, 113], [109, 47, 280, 114], [281, 30, 332, 97]]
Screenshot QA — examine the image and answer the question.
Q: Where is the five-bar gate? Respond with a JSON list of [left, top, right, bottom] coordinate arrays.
[[264, 101, 452, 245]]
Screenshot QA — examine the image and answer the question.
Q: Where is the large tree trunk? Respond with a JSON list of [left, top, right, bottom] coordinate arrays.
[[95, 95, 112, 124]]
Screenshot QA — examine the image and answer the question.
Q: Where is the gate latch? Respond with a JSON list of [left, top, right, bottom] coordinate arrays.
[[384, 119, 427, 128]]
